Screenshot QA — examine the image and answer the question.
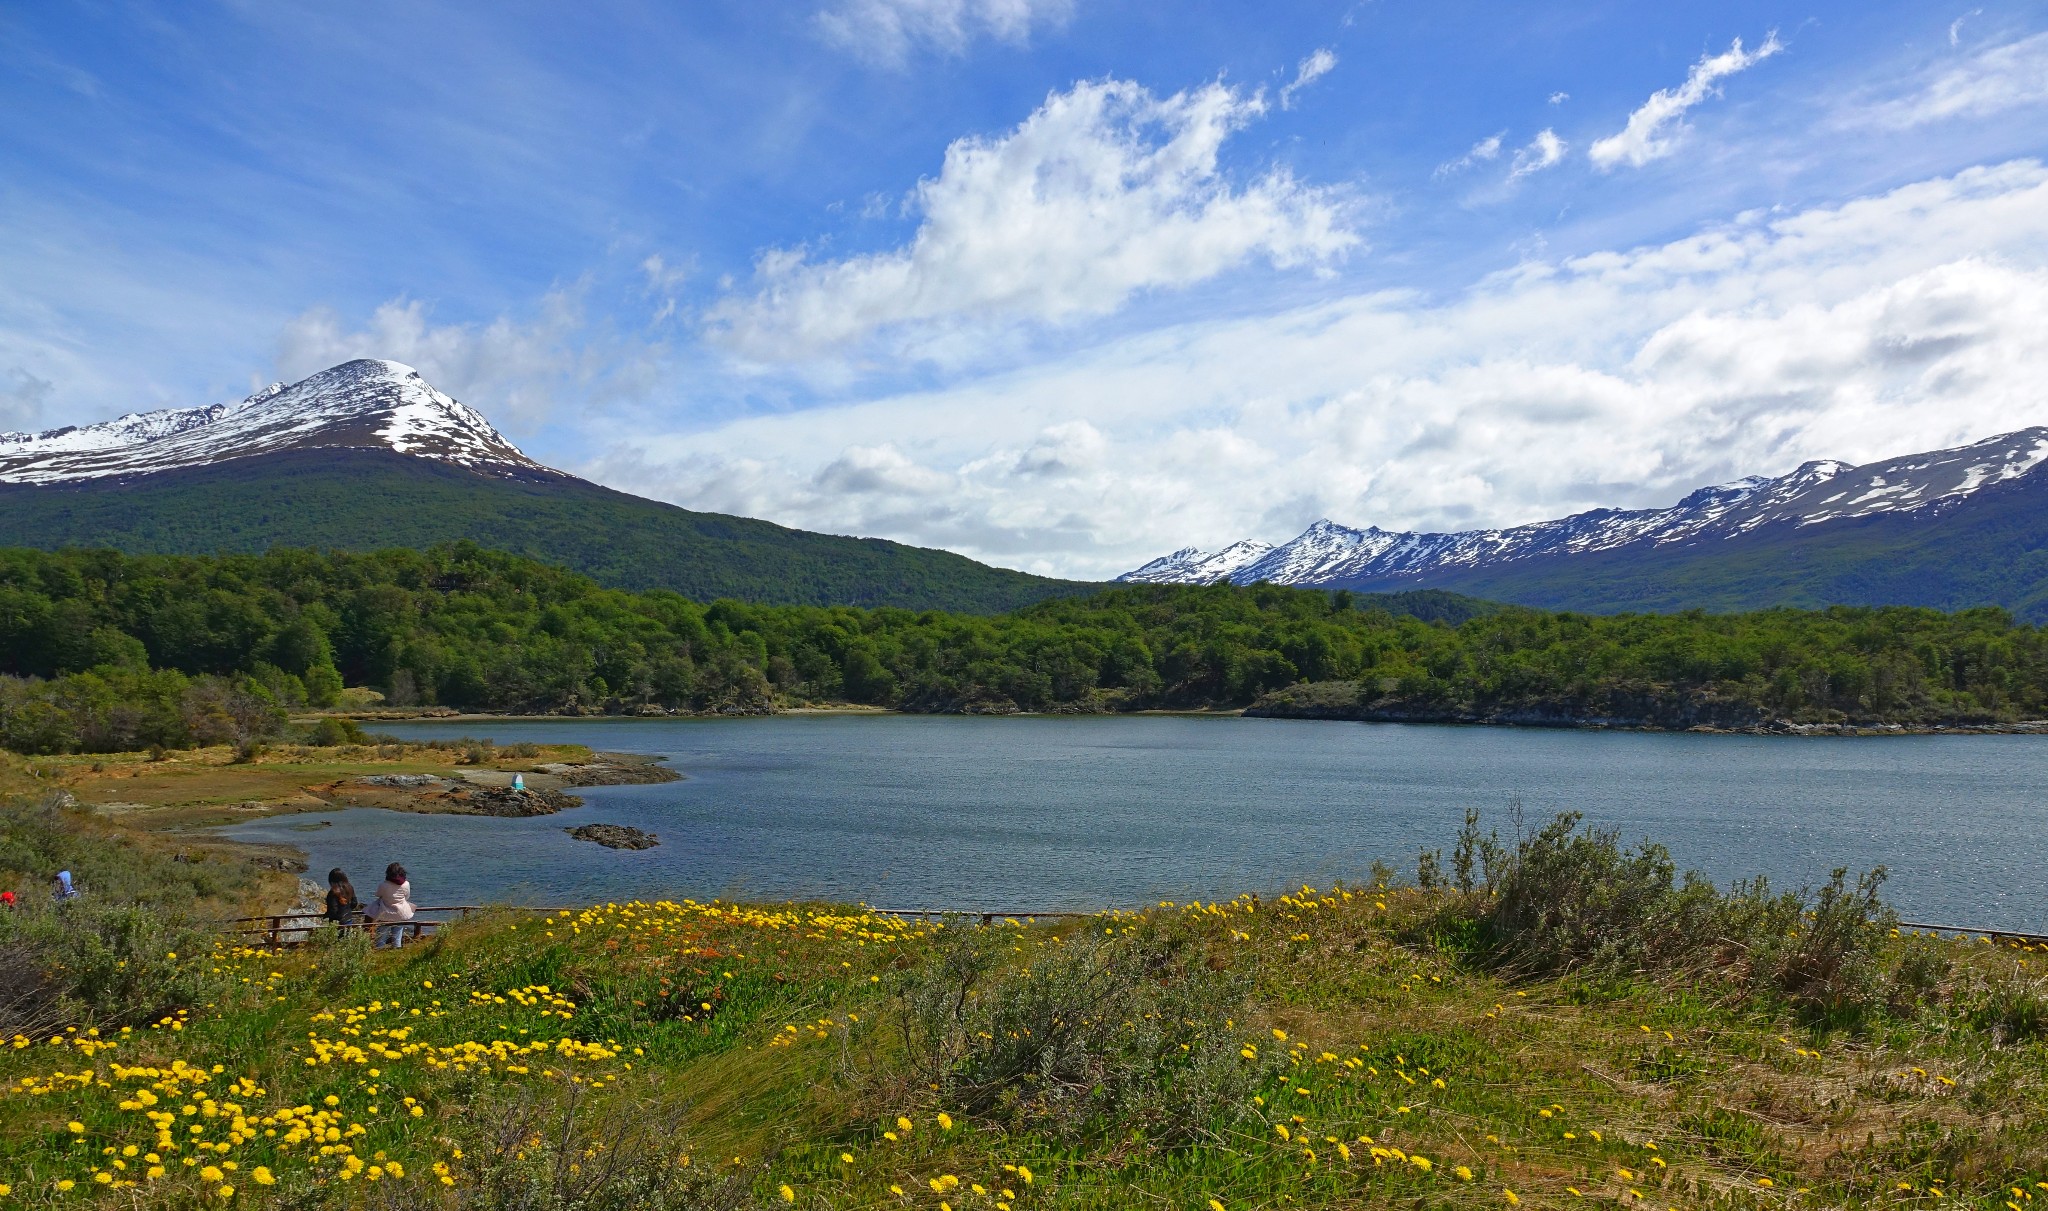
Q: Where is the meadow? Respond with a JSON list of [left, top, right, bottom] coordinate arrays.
[[1, 801, 2045, 1210]]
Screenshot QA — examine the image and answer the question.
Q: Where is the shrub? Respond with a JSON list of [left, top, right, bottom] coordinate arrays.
[[1751, 867, 1896, 1018], [1470, 812, 1897, 1020], [1480, 812, 1723, 977], [0, 900, 227, 1033], [896, 919, 1258, 1142], [303, 716, 372, 747]]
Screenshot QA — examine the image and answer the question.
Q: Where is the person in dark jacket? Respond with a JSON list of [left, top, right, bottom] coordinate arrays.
[[324, 868, 361, 926]]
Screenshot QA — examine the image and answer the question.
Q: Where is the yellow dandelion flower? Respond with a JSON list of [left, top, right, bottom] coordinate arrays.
[[937, 1113, 953, 1131], [1503, 1190, 1519, 1205], [779, 1184, 795, 1203]]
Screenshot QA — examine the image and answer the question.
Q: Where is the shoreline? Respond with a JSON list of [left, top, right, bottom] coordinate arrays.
[[328, 704, 2048, 737]]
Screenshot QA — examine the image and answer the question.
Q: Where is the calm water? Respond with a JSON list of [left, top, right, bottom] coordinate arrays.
[[213, 715, 2048, 930]]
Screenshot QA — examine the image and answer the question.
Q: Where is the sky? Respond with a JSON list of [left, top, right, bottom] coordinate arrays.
[[4, 0, 2048, 578]]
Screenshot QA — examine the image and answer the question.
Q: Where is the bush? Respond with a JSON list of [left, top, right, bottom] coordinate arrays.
[[1470, 812, 1897, 1020], [1480, 812, 1723, 977], [302, 715, 372, 746], [896, 919, 1258, 1142], [1751, 867, 1896, 1018], [0, 900, 226, 1034]]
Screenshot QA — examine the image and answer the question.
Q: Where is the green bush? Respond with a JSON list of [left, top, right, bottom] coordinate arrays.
[[1480, 812, 1724, 977], [0, 899, 227, 1033], [897, 920, 1258, 1142]]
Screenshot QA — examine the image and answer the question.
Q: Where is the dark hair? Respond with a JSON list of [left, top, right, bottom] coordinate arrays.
[[385, 863, 407, 884], [328, 867, 349, 885]]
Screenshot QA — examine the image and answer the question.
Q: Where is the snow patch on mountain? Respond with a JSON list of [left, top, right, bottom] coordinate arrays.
[[1120, 427, 2048, 588], [0, 360, 544, 485]]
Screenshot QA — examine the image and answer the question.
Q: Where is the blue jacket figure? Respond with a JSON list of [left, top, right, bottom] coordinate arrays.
[[512, 773, 526, 792], [54, 870, 77, 900]]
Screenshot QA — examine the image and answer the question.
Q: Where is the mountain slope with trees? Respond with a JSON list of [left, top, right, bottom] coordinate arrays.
[[0, 448, 1090, 612]]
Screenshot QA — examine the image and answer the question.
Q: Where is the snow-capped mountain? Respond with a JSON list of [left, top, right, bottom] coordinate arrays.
[[1121, 427, 2048, 588], [0, 359, 545, 485], [1120, 539, 1276, 584]]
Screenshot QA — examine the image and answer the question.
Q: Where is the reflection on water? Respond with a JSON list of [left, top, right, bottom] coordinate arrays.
[[213, 715, 2048, 930]]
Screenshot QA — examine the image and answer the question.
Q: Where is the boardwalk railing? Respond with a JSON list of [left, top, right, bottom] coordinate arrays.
[[218, 905, 561, 948], [217, 904, 1109, 946], [220, 905, 2044, 949]]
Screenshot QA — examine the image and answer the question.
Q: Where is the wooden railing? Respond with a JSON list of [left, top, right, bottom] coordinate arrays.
[[218, 905, 561, 948]]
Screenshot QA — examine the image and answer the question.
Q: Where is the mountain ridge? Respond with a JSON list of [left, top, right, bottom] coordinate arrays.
[[1122, 427, 2048, 610]]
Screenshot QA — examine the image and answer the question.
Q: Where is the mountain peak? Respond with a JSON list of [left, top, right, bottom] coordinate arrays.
[[0, 360, 545, 485]]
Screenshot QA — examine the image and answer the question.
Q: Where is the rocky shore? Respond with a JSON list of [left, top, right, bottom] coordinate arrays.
[[319, 752, 679, 817], [1244, 679, 2048, 736]]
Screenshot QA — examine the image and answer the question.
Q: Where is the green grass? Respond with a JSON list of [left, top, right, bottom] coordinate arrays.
[[0, 879, 2044, 1209], [0, 448, 1094, 614]]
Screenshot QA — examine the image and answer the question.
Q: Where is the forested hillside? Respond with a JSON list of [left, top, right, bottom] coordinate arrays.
[[0, 447, 1091, 612], [1, 543, 2045, 752]]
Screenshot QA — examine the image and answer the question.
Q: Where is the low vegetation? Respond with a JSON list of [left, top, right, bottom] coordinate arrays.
[[0, 807, 2043, 1208], [2, 544, 2047, 749]]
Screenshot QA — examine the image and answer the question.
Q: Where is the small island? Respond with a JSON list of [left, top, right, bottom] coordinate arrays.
[[564, 822, 659, 849]]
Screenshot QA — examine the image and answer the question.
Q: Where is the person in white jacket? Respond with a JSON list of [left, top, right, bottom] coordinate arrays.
[[367, 862, 415, 948]]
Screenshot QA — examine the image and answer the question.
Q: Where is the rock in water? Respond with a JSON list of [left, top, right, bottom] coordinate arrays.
[[564, 823, 659, 850]]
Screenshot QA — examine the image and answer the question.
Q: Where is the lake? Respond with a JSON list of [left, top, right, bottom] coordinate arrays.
[[213, 715, 2048, 930]]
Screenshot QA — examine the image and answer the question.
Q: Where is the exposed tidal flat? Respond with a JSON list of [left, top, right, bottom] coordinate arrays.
[[215, 714, 2048, 932]]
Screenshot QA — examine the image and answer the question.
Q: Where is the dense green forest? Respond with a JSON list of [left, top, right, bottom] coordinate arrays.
[[0, 448, 1092, 612], [2, 543, 2045, 753]]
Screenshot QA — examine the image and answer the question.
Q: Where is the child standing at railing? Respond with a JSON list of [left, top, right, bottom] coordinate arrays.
[[324, 868, 360, 927]]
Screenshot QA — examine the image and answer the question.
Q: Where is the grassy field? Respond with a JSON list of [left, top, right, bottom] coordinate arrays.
[[0, 801, 2045, 1210]]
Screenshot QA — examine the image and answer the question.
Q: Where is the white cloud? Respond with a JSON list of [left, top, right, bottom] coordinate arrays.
[[1280, 48, 1338, 109], [815, 0, 1073, 65], [591, 161, 2048, 579], [1950, 9, 1982, 47], [705, 77, 1359, 364], [1548, 91, 1570, 105], [0, 367, 52, 432], [1589, 33, 1783, 170], [1506, 129, 1566, 180], [1434, 131, 1504, 178], [1860, 30, 2048, 127], [276, 292, 596, 429]]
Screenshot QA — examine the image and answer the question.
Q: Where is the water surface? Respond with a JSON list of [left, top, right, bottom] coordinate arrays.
[[214, 715, 2048, 930]]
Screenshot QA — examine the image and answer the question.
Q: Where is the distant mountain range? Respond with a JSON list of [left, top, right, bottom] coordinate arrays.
[[0, 359, 1090, 612], [1122, 428, 2048, 620]]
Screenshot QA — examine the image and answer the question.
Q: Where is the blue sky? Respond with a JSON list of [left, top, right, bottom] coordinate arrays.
[[4, 0, 2048, 576]]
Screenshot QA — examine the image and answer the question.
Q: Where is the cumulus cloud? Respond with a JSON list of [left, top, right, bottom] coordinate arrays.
[[1434, 131, 1504, 178], [1279, 48, 1338, 109], [1589, 33, 1783, 170], [1507, 129, 1566, 180], [815, 0, 1074, 65], [1859, 30, 2048, 127], [591, 161, 2048, 579], [276, 292, 598, 428], [705, 77, 1359, 363]]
